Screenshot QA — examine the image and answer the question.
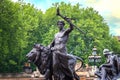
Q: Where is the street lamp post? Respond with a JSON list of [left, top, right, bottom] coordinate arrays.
[[89, 46, 101, 68], [92, 47, 97, 67]]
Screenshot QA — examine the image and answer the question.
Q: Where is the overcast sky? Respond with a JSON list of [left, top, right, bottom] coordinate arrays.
[[12, 0, 120, 36]]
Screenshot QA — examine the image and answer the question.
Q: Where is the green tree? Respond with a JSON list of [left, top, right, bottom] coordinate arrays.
[[0, 1, 120, 72], [0, 0, 43, 72]]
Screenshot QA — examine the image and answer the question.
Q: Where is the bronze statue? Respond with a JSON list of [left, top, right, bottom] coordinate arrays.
[[95, 49, 120, 80], [47, 7, 84, 80], [48, 17, 74, 80], [26, 7, 84, 80], [26, 43, 83, 80]]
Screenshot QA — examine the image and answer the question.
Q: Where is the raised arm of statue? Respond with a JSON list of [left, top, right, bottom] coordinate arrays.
[[57, 7, 85, 34], [63, 23, 74, 36]]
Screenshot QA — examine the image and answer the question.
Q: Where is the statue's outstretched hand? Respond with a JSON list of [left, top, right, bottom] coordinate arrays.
[[56, 7, 72, 25]]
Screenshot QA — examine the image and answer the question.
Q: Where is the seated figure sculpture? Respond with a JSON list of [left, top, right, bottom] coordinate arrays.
[[95, 49, 120, 80]]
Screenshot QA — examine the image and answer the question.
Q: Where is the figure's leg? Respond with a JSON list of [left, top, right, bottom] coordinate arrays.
[[53, 53, 60, 80], [101, 67, 107, 80]]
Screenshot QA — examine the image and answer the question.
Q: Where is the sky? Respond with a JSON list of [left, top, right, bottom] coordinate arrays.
[[12, 0, 120, 36]]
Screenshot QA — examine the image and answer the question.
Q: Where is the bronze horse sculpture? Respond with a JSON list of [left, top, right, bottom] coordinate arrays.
[[26, 44, 83, 80]]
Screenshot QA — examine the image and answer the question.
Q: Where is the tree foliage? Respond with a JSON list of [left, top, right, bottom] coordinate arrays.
[[0, 0, 120, 72]]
